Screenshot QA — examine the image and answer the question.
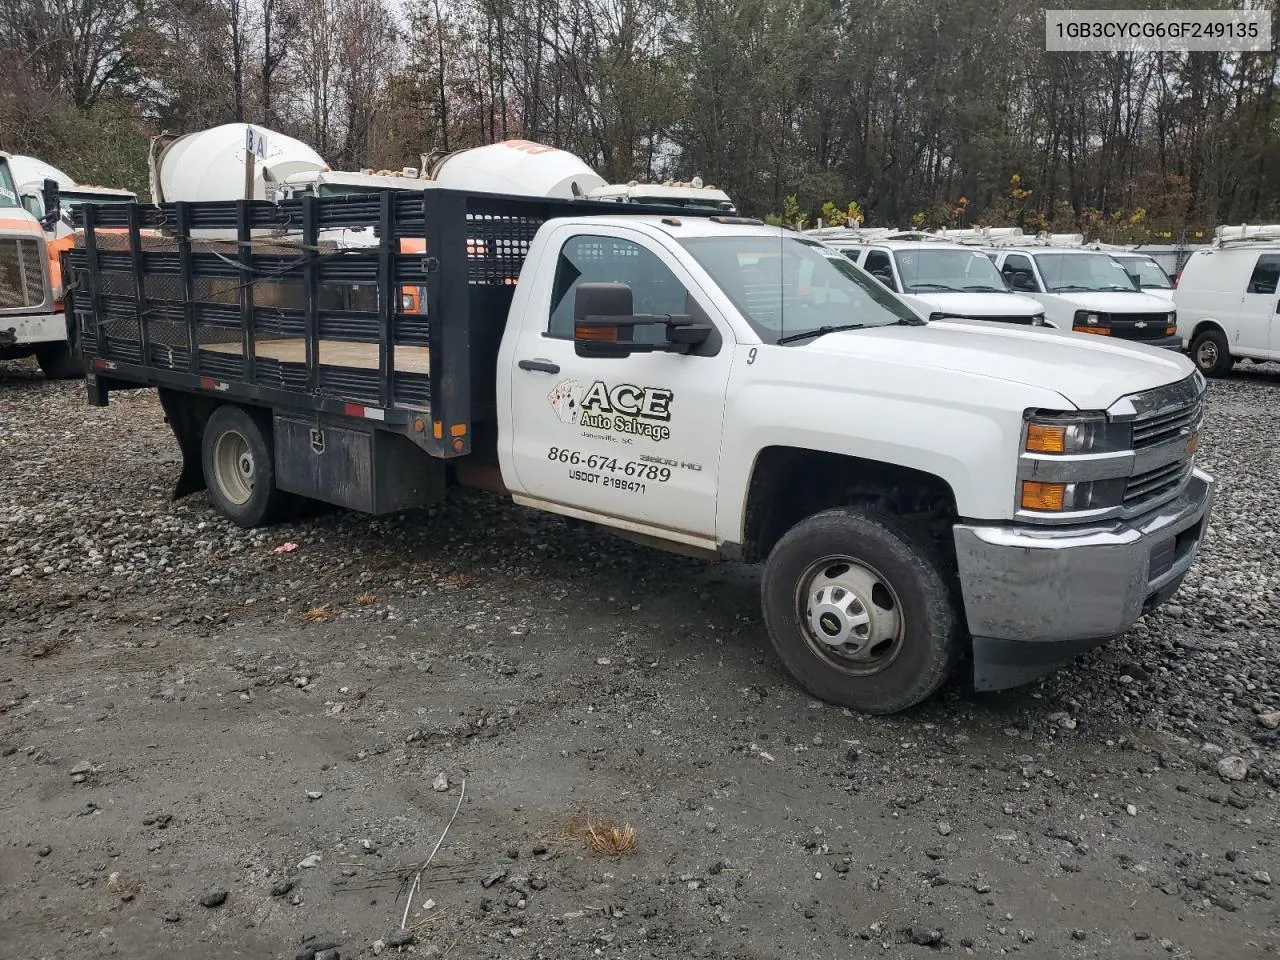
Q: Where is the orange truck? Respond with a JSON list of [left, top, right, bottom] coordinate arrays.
[[0, 153, 135, 378]]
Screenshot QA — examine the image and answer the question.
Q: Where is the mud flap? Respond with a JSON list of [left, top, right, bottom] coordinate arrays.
[[971, 634, 1112, 691], [157, 389, 215, 500]]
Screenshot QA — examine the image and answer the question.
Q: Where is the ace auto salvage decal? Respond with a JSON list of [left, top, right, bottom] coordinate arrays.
[[547, 378, 673, 442]]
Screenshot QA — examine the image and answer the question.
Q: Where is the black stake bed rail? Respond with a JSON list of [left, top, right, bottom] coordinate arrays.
[[64, 188, 716, 457]]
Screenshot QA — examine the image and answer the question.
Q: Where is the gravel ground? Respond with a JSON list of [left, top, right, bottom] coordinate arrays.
[[1, 356, 1278, 960]]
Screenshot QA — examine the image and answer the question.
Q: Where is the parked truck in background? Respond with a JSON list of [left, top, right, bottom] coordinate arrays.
[[150, 124, 432, 311], [0, 152, 87, 378], [65, 189, 1215, 713]]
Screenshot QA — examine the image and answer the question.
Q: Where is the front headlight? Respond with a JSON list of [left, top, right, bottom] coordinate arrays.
[[1072, 309, 1110, 334], [1031, 313, 1046, 326], [1166, 310, 1177, 335], [1023, 410, 1128, 455], [1019, 409, 1133, 517], [1020, 477, 1128, 512]]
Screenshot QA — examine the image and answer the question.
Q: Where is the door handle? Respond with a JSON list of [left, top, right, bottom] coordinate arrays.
[[518, 359, 560, 374]]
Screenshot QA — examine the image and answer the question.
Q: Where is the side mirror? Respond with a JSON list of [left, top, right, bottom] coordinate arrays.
[[574, 282, 635, 358], [572, 281, 712, 358], [870, 269, 893, 288], [39, 178, 61, 230], [1008, 271, 1036, 292]]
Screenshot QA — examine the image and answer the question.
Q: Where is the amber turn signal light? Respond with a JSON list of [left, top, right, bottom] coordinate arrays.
[[1072, 325, 1110, 335], [574, 322, 619, 342], [1025, 423, 1066, 453], [1021, 481, 1066, 511]]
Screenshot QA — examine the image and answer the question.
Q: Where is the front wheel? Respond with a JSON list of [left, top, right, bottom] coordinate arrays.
[[760, 507, 959, 714], [201, 405, 294, 527], [35, 343, 83, 380], [1189, 328, 1233, 377]]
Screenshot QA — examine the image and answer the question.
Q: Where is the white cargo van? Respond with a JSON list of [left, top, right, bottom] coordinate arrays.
[[1173, 224, 1280, 375], [825, 236, 1047, 326], [1110, 252, 1175, 302], [961, 233, 1180, 349]]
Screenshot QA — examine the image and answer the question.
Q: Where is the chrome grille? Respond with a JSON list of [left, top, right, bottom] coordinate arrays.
[[0, 236, 49, 310], [1132, 396, 1204, 449], [1118, 375, 1206, 514], [1125, 460, 1191, 506], [0, 235, 48, 308]]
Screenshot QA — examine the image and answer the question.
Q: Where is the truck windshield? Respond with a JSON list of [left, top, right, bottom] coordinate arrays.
[[1118, 255, 1172, 289], [1033, 252, 1140, 292], [0, 161, 19, 208], [893, 248, 1010, 292], [680, 234, 920, 342]]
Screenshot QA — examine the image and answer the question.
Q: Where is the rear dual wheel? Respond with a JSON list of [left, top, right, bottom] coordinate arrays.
[[201, 405, 295, 527], [761, 507, 960, 715]]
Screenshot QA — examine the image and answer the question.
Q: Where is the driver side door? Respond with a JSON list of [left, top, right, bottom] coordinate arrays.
[[506, 228, 734, 540]]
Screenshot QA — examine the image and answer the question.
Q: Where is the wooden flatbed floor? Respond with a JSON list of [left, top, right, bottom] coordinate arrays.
[[201, 339, 430, 374]]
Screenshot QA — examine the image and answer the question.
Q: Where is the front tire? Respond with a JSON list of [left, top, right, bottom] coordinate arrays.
[[35, 343, 83, 380], [201, 405, 293, 527], [1190, 328, 1233, 377], [761, 507, 959, 714]]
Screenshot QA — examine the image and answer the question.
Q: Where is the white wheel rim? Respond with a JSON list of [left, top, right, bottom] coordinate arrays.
[[213, 430, 255, 505]]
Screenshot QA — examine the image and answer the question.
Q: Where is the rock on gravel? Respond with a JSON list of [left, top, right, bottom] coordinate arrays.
[[1217, 756, 1249, 781], [199, 888, 228, 907]]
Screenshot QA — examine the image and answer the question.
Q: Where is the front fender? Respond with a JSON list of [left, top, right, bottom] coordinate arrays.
[[715, 371, 1070, 545]]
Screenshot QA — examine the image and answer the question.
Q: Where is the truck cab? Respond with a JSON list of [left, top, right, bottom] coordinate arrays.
[[0, 152, 82, 378], [496, 217, 1211, 709]]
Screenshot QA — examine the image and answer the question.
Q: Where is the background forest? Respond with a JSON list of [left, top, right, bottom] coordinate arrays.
[[1, 0, 1277, 239]]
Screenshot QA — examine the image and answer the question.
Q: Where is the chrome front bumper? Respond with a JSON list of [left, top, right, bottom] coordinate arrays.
[[953, 469, 1214, 690], [0, 311, 64, 347]]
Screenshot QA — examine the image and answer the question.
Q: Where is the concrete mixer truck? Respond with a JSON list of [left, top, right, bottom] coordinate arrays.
[[425, 140, 735, 212], [147, 124, 432, 313]]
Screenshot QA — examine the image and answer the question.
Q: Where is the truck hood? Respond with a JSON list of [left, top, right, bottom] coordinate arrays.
[[811, 320, 1194, 410], [903, 291, 1044, 319], [1042, 290, 1174, 314]]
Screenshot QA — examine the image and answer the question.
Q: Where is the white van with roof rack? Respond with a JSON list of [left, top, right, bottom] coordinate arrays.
[[1084, 241, 1175, 302], [948, 229, 1179, 349], [809, 228, 1048, 327], [1173, 223, 1280, 375]]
